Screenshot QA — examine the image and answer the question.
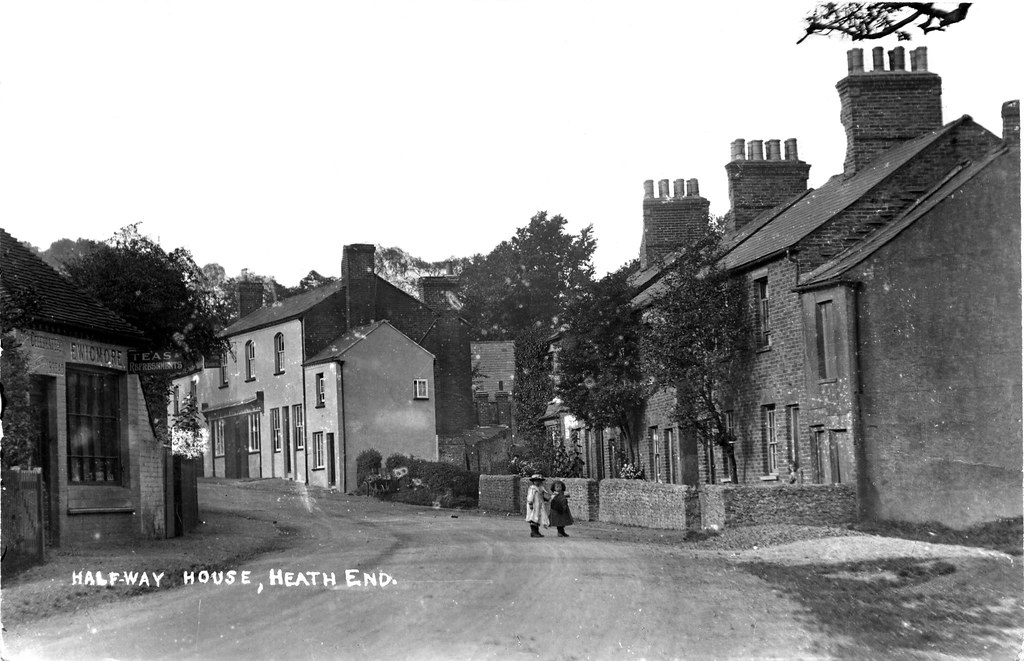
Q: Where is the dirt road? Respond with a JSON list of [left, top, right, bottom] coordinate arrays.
[[5, 479, 1018, 660]]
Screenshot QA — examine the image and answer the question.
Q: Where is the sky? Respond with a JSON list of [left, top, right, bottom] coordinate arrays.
[[0, 1, 1019, 286]]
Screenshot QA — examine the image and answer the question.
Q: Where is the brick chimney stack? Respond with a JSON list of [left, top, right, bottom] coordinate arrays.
[[419, 275, 461, 311], [341, 244, 377, 328], [236, 271, 265, 319], [1002, 100, 1020, 149], [837, 46, 942, 175], [640, 177, 710, 269], [724, 137, 810, 234]]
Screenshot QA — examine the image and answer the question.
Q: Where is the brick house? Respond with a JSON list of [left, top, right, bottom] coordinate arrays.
[[628, 47, 1021, 528], [1, 228, 168, 545], [172, 244, 474, 488]]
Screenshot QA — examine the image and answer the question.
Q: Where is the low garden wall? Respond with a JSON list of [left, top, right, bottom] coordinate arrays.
[[478, 474, 521, 513], [701, 483, 857, 527], [599, 479, 700, 530], [517, 477, 598, 522]]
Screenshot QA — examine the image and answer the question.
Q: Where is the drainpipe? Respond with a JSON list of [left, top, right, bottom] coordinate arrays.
[[301, 319, 309, 485], [339, 360, 347, 493]]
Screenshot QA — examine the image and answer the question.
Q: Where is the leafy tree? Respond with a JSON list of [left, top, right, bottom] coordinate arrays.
[[511, 327, 555, 445], [555, 260, 651, 464], [640, 224, 749, 483], [169, 394, 208, 458], [799, 2, 972, 43], [0, 333, 41, 468], [296, 269, 338, 292], [374, 246, 467, 299], [39, 237, 103, 275], [459, 212, 595, 341]]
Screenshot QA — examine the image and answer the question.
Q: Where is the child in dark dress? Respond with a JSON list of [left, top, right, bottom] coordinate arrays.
[[548, 480, 574, 537]]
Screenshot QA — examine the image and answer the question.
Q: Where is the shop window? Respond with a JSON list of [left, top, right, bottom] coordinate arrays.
[[67, 368, 123, 484]]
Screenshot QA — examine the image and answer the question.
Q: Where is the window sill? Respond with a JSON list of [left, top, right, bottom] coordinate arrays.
[[756, 346, 772, 354], [218, 383, 229, 389], [295, 446, 305, 452], [315, 404, 325, 409], [248, 449, 261, 454], [274, 370, 285, 376], [214, 454, 225, 458], [818, 378, 838, 385], [273, 448, 282, 453], [68, 507, 134, 515], [311, 466, 325, 471], [760, 474, 780, 482], [245, 377, 256, 383]]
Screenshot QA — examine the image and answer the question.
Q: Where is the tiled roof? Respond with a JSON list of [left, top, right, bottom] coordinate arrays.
[[720, 118, 966, 271], [221, 280, 345, 337], [304, 320, 432, 366], [0, 227, 144, 342], [471, 340, 515, 394], [799, 144, 1008, 288]]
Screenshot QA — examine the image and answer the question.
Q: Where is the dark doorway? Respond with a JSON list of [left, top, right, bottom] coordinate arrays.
[[327, 433, 336, 487], [30, 375, 58, 545], [224, 415, 249, 479]]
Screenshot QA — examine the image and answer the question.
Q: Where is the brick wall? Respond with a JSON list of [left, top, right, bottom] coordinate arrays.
[[129, 373, 166, 539], [701, 483, 857, 527], [598, 479, 700, 530], [478, 474, 521, 513], [302, 289, 347, 359], [640, 179, 709, 269], [724, 138, 809, 233]]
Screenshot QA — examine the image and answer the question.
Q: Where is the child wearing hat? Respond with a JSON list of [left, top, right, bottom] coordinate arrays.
[[524, 474, 550, 537], [548, 480, 574, 537]]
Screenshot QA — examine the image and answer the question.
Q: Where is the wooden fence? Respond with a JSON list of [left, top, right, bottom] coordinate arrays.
[[1, 467, 45, 570]]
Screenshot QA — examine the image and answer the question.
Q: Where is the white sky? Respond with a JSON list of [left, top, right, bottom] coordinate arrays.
[[0, 1, 1019, 286]]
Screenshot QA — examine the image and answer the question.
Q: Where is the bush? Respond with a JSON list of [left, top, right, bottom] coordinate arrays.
[[356, 448, 383, 492], [373, 457, 479, 508], [384, 453, 408, 475]]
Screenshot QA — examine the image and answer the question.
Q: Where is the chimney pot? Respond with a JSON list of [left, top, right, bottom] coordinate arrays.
[[784, 138, 799, 161], [910, 47, 928, 72], [731, 139, 746, 161], [748, 140, 764, 161], [643, 180, 654, 199], [888, 47, 906, 72], [673, 179, 686, 199], [872, 47, 885, 71], [1002, 99, 1020, 147], [766, 139, 782, 161], [658, 179, 670, 198], [847, 49, 864, 74], [686, 178, 699, 197]]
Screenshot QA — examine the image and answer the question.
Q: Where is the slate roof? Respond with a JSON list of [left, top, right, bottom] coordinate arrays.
[[471, 340, 515, 395], [799, 144, 1009, 288], [220, 280, 345, 337], [304, 320, 432, 366], [0, 227, 144, 342], [720, 117, 967, 271]]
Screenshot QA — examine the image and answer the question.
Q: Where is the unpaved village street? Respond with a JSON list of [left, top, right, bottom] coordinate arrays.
[[5, 479, 1020, 660]]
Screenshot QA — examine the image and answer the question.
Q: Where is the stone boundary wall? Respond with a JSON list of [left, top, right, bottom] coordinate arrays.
[[516, 478, 599, 522], [599, 479, 700, 530], [701, 483, 857, 527], [478, 474, 520, 513]]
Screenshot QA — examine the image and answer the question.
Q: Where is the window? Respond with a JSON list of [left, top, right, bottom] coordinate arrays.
[[756, 277, 770, 348], [664, 427, 677, 484], [274, 333, 285, 374], [315, 372, 325, 407], [173, 385, 180, 415], [292, 404, 304, 450], [189, 380, 197, 405], [815, 300, 837, 381], [271, 408, 282, 452], [647, 426, 658, 479], [787, 405, 800, 465], [497, 380, 504, 392], [67, 368, 123, 484], [313, 431, 325, 469], [245, 340, 256, 381], [247, 412, 261, 452], [414, 379, 429, 399], [763, 405, 778, 475], [722, 411, 735, 480], [219, 352, 229, 387], [213, 419, 225, 457]]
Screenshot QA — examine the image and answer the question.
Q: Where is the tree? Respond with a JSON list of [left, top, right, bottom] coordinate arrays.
[[640, 224, 749, 483], [798, 2, 972, 43], [39, 237, 103, 275], [0, 333, 41, 468], [459, 212, 595, 341], [555, 260, 650, 464], [65, 224, 227, 363]]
